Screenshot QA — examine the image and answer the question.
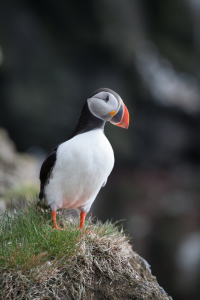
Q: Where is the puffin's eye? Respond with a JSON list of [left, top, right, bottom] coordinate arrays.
[[104, 95, 109, 103]]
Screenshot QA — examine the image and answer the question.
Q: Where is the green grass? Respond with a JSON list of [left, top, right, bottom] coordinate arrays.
[[0, 199, 171, 300], [0, 199, 83, 272], [0, 198, 133, 299], [0, 198, 125, 273]]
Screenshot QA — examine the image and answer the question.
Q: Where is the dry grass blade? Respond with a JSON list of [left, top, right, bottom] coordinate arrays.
[[0, 199, 172, 300]]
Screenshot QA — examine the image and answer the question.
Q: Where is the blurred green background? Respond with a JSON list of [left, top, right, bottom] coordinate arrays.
[[1, 1, 200, 299]]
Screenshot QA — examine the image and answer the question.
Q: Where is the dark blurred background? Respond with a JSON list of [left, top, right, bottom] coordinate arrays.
[[0, 0, 200, 299]]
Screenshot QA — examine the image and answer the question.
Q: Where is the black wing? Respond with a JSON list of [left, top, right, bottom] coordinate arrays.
[[39, 101, 105, 200], [39, 146, 58, 200]]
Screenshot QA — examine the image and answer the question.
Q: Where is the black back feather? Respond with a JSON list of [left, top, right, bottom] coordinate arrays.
[[39, 101, 105, 200], [89, 87, 121, 103], [70, 101, 105, 138]]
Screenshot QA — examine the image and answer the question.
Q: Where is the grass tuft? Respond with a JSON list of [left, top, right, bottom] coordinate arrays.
[[0, 199, 128, 274], [0, 199, 170, 300], [1, 198, 155, 300], [0, 199, 83, 273]]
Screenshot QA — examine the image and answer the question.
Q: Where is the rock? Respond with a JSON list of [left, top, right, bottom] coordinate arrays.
[[0, 198, 6, 213], [0, 128, 39, 205], [0, 217, 172, 300]]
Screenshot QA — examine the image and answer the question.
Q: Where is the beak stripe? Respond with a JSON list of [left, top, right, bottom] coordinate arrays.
[[116, 104, 129, 129], [110, 104, 124, 124], [110, 102, 129, 129]]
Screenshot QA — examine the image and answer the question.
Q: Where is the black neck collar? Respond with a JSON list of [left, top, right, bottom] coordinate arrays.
[[70, 101, 105, 138]]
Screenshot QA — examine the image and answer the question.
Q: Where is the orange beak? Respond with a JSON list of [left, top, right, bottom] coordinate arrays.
[[110, 102, 129, 129]]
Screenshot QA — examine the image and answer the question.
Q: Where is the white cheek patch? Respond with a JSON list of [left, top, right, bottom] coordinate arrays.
[[88, 95, 118, 120], [88, 99, 107, 119]]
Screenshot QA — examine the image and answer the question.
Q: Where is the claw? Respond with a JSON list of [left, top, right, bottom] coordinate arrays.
[[86, 230, 95, 234], [54, 224, 63, 230]]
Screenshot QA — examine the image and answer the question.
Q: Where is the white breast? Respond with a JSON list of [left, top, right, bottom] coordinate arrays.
[[44, 129, 114, 212]]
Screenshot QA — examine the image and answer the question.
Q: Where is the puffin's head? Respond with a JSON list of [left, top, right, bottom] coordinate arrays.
[[87, 88, 129, 129]]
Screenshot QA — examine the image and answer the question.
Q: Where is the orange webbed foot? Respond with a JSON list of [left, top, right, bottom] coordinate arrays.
[[54, 224, 63, 230], [86, 230, 95, 234], [51, 211, 63, 230]]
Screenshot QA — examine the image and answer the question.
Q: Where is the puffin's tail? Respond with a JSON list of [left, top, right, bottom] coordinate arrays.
[[37, 187, 48, 210], [37, 199, 49, 210], [39, 188, 44, 200]]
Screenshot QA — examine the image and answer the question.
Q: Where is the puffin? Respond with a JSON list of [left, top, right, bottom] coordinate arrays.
[[38, 88, 129, 230]]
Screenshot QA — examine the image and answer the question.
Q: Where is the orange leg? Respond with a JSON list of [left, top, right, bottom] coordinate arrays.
[[79, 211, 86, 229], [51, 211, 63, 230]]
